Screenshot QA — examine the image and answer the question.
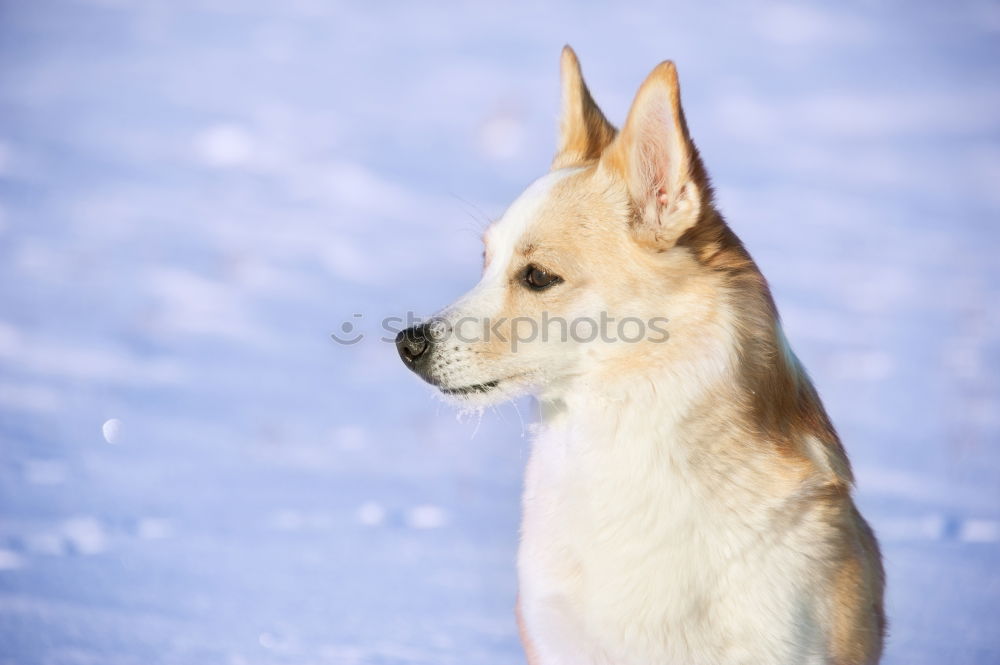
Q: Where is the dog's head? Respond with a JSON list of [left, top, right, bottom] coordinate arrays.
[[397, 47, 722, 406]]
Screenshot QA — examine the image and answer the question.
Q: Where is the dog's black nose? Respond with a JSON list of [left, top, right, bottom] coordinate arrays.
[[396, 323, 431, 368]]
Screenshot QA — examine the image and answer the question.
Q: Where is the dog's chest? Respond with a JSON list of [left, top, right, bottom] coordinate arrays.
[[517, 412, 822, 665]]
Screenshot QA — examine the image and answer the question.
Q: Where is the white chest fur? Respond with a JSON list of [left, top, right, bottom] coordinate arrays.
[[517, 392, 831, 665]]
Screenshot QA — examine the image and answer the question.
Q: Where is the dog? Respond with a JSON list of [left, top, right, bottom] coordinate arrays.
[[396, 46, 885, 665]]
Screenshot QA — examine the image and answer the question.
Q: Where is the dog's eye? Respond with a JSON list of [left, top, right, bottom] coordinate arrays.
[[521, 265, 563, 291]]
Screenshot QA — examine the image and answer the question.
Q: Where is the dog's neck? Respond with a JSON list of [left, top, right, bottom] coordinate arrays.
[[540, 340, 732, 454], [535, 263, 850, 490]]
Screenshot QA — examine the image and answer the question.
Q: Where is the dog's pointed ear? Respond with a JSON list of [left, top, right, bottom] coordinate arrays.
[[552, 45, 617, 169], [600, 61, 707, 249]]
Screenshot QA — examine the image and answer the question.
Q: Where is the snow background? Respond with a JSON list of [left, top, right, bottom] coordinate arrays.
[[0, 0, 998, 663]]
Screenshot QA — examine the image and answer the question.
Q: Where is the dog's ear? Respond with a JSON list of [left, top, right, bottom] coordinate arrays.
[[552, 45, 617, 169], [600, 61, 706, 250]]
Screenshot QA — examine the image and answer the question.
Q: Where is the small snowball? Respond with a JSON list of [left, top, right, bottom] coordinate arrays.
[[137, 518, 173, 540], [406, 504, 449, 529], [960, 519, 1000, 543], [102, 418, 123, 444], [196, 124, 254, 167], [356, 501, 385, 527], [62, 517, 107, 555], [0, 549, 24, 570]]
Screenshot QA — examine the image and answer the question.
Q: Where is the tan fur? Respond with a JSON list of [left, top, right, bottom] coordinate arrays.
[[519, 53, 885, 663], [476, 163, 885, 662], [411, 48, 886, 664], [517, 597, 541, 665]]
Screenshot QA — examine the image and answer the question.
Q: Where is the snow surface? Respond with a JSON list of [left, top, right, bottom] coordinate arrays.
[[0, 1, 998, 663]]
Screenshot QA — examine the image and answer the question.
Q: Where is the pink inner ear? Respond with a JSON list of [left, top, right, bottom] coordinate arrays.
[[633, 97, 680, 205]]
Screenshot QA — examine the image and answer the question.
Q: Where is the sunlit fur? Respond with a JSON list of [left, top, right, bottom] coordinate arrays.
[[417, 47, 885, 664]]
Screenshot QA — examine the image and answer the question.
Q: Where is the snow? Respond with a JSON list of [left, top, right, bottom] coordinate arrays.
[[0, 0, 998, 663]]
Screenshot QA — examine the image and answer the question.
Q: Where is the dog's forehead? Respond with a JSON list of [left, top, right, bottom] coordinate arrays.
[[485, 167, 581, 255]]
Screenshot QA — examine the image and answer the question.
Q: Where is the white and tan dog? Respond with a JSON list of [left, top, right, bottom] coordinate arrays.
[[396, 47, 885, 665]]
